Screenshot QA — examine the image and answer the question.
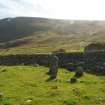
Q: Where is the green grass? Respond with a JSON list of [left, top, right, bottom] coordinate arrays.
[[0, 66, 105, 105]]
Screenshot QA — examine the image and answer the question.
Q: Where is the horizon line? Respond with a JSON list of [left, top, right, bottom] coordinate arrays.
[[1, 16, 105, 21]]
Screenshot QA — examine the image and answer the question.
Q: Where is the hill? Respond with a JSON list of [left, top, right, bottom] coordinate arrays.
[[0, 17, 105, 54], [0, 66, 105, 105]]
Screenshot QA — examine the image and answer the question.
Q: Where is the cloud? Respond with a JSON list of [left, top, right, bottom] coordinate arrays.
[[0, 0, 50, 19], [0, 0, 105, 20], [0, 3, 7, 8]]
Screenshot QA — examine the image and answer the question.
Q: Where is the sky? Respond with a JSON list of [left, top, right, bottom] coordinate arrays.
[[0, 0, 105, 20]]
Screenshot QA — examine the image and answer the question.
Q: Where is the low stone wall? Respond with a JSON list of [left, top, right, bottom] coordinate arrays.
[[84, 52, 105, 74], [0, 54, 49, 66], [0, 52, 84, 66], [0, 52, 105, 75]]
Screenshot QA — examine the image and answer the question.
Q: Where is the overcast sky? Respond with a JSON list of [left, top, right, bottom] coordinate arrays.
[[0, 0, 105, 20]]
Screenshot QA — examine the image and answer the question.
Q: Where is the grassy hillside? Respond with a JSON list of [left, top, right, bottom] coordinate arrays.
[[0, 66, 105, 105], [0, 17, 105, 54]]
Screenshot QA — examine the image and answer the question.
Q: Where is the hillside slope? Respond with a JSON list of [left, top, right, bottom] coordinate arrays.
[[0, 17, 105, 54]]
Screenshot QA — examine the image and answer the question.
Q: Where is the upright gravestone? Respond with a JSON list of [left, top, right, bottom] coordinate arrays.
[[48, 53, 59, 79]]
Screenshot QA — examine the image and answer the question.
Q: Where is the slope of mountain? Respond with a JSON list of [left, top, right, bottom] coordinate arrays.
[[0, 17, 105, 54]]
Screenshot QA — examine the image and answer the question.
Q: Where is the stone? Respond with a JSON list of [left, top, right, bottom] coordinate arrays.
[[48, 53, 59, 79], [70, 77, 77, 83], [74, 66, 84, 78]]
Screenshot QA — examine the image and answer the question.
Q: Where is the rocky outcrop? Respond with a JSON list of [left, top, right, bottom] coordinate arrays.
[[84, 43, 105, 53], [84, 43, 105, 75]]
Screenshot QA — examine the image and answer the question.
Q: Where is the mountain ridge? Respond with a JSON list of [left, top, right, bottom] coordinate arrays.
[[0, 17, 105, 54]]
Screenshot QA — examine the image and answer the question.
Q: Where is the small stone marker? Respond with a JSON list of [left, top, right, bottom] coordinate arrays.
[[48, 53, 59, 79], [74, 66, 84, 78], [70, 77, 77, 83]]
